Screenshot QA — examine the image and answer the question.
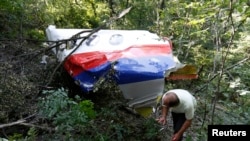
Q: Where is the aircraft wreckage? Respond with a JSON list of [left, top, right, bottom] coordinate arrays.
[[45, 8, 197, 117]]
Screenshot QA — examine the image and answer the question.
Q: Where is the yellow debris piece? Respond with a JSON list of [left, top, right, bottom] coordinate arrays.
[[166, 64, 198, 80], [135, 107, 153, 118]]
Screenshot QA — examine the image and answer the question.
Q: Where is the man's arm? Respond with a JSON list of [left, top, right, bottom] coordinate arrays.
[[157, 93, 176, 125], [172, 119, 192, 141], [156, 105, 169, 125]]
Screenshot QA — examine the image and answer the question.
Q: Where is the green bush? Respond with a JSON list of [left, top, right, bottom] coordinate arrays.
[[38, 88, 96, 136]]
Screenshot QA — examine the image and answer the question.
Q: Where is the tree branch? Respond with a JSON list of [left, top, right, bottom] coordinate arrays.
[[194, 56, 250, 93], [0, 113, 36, 128], [0, 119, 26, 129], [19, 123, 55, 132]]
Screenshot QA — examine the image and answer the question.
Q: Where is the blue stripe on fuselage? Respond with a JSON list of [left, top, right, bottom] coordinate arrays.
[[113, 55, 176, 84]]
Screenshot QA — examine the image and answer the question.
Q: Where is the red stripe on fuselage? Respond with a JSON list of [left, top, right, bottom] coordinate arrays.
[[64, 51, 108, 76], [106, 44, 172, 61]]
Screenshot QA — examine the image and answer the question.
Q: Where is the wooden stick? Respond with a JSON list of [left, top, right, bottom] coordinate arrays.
[[0, 119, 26, 129], [0, 113, 36, 129], [19, 123, 55, 132]]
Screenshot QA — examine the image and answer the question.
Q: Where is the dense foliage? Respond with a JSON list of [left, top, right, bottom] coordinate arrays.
[[0, 0, 250, 140]]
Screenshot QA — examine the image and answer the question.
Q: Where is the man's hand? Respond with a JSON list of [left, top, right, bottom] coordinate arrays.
[[171, 133, 181, 141], [156, 116, 166, 125]]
